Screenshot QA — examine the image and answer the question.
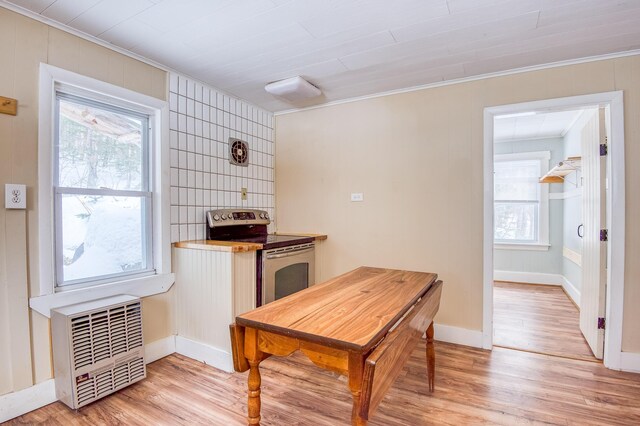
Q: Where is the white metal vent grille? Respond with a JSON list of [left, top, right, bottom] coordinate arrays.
[[71, 302, 143, 370], [75, 356, 146, 407], [52, 295, 146, 409]]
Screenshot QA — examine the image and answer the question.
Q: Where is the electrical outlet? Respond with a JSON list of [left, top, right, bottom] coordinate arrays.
[[350, 193, 364, 202], [241, 187, 248, 200], [5, 184, 26, 209]]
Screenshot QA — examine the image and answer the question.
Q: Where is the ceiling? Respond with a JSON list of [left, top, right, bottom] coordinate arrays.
[[494, 109, 585, 142], [4, 0, 640, 112]]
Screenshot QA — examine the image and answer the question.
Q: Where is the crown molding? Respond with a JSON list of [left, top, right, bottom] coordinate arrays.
[[0, 1, 250, 107], [274, 49, 640, 116]]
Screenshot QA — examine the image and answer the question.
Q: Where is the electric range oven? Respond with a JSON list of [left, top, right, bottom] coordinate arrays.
[[206, 209, 315, 306]]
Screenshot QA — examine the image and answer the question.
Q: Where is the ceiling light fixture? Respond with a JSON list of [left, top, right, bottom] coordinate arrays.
[[264, 76, 321, 101]]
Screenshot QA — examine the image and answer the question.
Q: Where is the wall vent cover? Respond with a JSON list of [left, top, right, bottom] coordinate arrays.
[[229, 138, 249, 167], [52, 295, 146, 409]]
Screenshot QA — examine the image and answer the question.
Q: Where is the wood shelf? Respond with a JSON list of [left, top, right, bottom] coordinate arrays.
[[539, 156, 581, 183]]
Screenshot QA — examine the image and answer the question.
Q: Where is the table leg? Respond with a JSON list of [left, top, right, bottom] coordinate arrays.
[[348, 353, 368, 426], [244, 328, 263, 426], [426, 321, 435, 392], [248, 360, 261, 425]]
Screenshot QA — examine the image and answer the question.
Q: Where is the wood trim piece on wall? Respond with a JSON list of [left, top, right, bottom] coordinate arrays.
[[434, 324, 483, 349], [145, 336, 176, 364], [619, 352, 640, 373], [175, 336, 234, 374], [0, 379, 56, 423], [493, 271, 564, 286], [563, 246, 582, 267], [484, 91, 625, 371], [562, 276, 581, 307]]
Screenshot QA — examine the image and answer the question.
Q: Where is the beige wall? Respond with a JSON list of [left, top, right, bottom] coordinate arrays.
[[275, 55, 640, 353], [0, 8, 171, 396]]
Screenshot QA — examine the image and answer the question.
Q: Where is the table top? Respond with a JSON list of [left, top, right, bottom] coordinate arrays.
[[236, 266, 437, 352]]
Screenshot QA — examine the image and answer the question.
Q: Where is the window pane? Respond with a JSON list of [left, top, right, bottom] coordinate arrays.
[[494, 202, 538, 242], [57, 97, 145, 190], [59, 194, 148, 284], [494, 160, 539, 201]]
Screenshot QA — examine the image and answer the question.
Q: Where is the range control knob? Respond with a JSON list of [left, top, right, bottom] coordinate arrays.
[[221, 214, 227, 220], [259, 212, 265, 219], [213, 214, 220, 221], [264, 213, 269, 220]]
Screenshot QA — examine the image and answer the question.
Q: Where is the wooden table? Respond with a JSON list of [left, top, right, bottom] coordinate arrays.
[[230, 266, 443, 425]]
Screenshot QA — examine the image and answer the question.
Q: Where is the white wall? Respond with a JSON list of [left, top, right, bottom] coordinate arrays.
[[274, 55, 640, 354], [494, 138, 565, 276], [168, 74, 275, 242]]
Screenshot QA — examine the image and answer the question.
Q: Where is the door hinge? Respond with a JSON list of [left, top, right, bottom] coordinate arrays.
[[600, 143, 608, 156], [598, 317, 606, 330], [600, 229, 608, 242]]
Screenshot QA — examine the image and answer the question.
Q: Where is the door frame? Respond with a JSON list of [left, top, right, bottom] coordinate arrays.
[[482, 91, 625, 370]]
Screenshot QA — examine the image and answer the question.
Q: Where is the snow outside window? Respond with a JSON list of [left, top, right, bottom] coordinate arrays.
[[54, 93, 154, 288], [494, 154, 548, 245]]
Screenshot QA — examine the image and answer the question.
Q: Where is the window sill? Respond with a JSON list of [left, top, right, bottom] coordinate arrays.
[[494, 243, 550, 251], [29, 272, 175, 318]]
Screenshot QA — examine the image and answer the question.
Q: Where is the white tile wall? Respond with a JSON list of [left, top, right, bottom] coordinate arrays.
[[169, 74, 275, 242]]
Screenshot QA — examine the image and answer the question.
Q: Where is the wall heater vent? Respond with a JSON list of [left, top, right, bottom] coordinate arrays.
[[52, 295, 145, 409]]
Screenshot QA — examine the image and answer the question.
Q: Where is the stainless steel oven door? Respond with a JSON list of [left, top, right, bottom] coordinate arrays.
[[262, 243, 315, 305]]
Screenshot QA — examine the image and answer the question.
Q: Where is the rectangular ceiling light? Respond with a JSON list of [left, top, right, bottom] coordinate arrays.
[[264, 76, 321, 101]]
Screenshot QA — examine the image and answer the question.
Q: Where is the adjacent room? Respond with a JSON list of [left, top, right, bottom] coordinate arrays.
[[1, 1, 640, 425], [492, 107, 598, 362]]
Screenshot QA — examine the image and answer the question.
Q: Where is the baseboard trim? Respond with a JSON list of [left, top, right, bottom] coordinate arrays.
[[561, 276, 581, 307], [494, 270, 564, 286], [0, 379, 56, 423], [434, 324, 484, 349], [145, 335, 176, 364], [175, 336, 234, 373], [619, 352, 640, 373]]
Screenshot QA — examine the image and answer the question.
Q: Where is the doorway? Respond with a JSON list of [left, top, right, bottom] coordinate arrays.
[[482, 92, 626, 370]]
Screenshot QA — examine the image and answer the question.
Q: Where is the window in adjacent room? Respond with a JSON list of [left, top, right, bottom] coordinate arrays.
[[494, 151, 550, 247], [54, 93, 153, 288]]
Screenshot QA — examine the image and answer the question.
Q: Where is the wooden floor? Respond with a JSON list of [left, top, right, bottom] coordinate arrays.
[[6, 341, 640, 426], [494, 281, 597, 361]]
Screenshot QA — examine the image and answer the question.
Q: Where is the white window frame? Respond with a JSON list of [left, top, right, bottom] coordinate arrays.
[[493, 151, 550, 251], [31, 64, 174, 317]]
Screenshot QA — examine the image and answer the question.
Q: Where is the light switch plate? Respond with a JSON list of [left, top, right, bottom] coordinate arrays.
[[5, 184, 26, 209], [350, 193, 364, 202]]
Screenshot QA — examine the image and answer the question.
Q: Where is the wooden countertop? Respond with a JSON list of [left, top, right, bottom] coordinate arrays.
[[173, 240, 263, 252], [173, 233, 327, 252], [236, 266, 437, 352]]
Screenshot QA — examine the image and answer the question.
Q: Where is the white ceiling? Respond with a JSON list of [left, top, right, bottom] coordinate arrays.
[[494, 109, 584, 142], [4, 0, 640, 112]]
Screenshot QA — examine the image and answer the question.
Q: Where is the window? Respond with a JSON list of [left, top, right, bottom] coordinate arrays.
[[54, 93, 153, 287], [34, 64, 173, 316], [494, 151, 550, 248]]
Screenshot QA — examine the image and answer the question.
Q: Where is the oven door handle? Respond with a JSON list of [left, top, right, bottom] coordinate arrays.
[[265, 247, 314, 260]]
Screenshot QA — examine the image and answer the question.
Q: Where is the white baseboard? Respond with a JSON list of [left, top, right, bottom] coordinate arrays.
[[175, 336, 234, 373], [434, 324, 484, 349], [494, 270, 564, 285], [620, 352, 640, 373], [561, 276, 581, 307], [145, 335, 176, 364], [0, 379, 56, 423]]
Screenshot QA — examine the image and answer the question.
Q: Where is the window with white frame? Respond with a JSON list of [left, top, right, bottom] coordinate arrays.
[[494, 151, 550, 246], [35, 64, 173, 311], [54, 92, 154, 288]]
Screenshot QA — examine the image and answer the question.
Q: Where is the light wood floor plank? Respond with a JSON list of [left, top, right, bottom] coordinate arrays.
[[493, 281, 596, 361], [5, 341, 640, 425]]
